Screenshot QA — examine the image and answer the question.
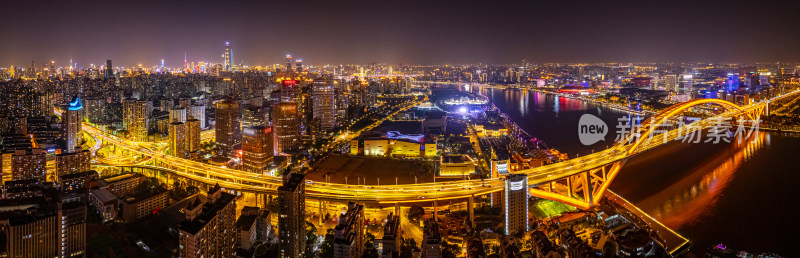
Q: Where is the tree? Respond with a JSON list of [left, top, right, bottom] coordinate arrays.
[[407, 205, 425, 221], [362, 232, 379, 258], [400, 238, 418, 258], [442, 240, 460, 258], [186, 185, 199, 195], [319, 229, 335, 258], [304, 221, 318, 258]]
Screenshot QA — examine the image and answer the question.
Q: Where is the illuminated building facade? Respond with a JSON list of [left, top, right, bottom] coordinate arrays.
[[55, 148, 90, 177], [123, 99, 152, 141], [242, 126, 273, 173], [224, 42, 233, 71], [271, 102, 299, 154], [278, 173, 306, 258], [169, 121, 186, 157], [63, 96, 83, 153], [215, 100, 241, 156], [504, 174, 529, 235], [186, 118, 201, 157], [313, 76, 336, 132], [11, 149, 46, 181]]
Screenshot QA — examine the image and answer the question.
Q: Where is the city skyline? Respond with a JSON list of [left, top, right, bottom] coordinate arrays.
[[3, 0, 800, 67]]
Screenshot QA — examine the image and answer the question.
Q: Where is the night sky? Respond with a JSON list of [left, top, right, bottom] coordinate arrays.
[[2, 0, 800, 67]]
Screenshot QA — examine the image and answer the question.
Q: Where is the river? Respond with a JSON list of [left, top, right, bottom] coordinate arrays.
[[482, 87, 800, 256]]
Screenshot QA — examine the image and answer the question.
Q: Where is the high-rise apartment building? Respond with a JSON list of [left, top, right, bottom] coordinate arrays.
[[178, 184, 237, 258], [278, 173, 306, 258], [271, 102, 299, 154], [242, 126, 273, 173], [11, 149, 46, 181], [169, 121, 186, 157], [333, 202, 365, 258], [55, 148, 90, 177], [380, 213, 402, 258], [123, 99, 151, 141], [313, 77, 336, 132], [63, 96, 83, 153], [215, 100, 241, 155], [190, 104, 206, 129], [186, 117, 201, 157], [421, 218, 442, 258], [504, 174, 529, 235]]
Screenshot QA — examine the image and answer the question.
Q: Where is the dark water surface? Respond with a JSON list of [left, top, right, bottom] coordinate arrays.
[[484, 88, 800, 256]]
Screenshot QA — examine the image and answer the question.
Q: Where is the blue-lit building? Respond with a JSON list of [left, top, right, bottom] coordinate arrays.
[[63, 96, 83, 153]]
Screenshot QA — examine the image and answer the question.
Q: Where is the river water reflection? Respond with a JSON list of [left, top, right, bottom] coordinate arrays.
[[483, 87, 800, 256]]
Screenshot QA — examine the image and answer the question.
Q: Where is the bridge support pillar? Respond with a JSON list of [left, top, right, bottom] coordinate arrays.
[[318, 199, 324, 224], [468, 195, 475, 230], [433, 199, 438, 222], [585, 171, 593, 205], [395, 203, 400, 217]]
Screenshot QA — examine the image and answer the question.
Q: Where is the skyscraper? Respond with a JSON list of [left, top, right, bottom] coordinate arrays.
[[63, 96, 83, 153], [190, 104, 206, 129], [504, 174, 529, 235], [224, 42, 233, 71], [123, 99, 152, 141], [104, 59, 113, 80], [169, 121, 186, 157], [271, 102, 299, 154], [664, 74, 678, 92], [278, 173, 306, 258], [215, 99, 241, 155], [313, 76, 336, 132], [242, 126, 273, 174]]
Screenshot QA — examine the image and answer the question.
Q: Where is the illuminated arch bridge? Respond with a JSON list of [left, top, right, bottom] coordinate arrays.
[[88, 92, 794, 208]]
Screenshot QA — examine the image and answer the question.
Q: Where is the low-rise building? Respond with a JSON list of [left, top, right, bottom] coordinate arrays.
[[119, 186, 168, 223]]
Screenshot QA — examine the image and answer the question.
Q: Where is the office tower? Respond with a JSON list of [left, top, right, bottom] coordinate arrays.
[[664, 74, 678, 92], [726, 74, 740, 91], [380, 213, 401, 258], [271, 102, 299, 154], [285, 54, 293, 71], [169, 121, 186, 157], [215, 100, 241, 155], [504, 174, 529, 235], [186, 117, 201, 156], [421, 218, 442, 258], [333, 202, 365, 258], [243, 105, 266, 128], [278, 173, 306, 258], [295, 59, 303, 73], [63, 96, 83, 153], [55, 148, 90, 177], [280, 78, 299, 102], [242, 126, 273, 173], [104, 59, 113, 79], [11, 149, 47, 181], [224, 42, 233, 71], [123, 99, 152, 141], [190, 104, 206, 129], [179, 184, 237, 258], [313, 77, 336, 132], [680, 74, 693, 93]]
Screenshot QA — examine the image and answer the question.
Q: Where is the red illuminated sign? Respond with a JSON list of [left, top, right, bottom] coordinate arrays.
[[282, 80, 296, 85]]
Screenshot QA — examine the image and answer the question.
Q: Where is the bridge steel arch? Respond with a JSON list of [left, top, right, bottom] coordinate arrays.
[[528, 98, 758, 210]]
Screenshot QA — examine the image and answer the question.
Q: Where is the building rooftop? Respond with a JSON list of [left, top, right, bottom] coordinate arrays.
[[178, 192, 236, 235]]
